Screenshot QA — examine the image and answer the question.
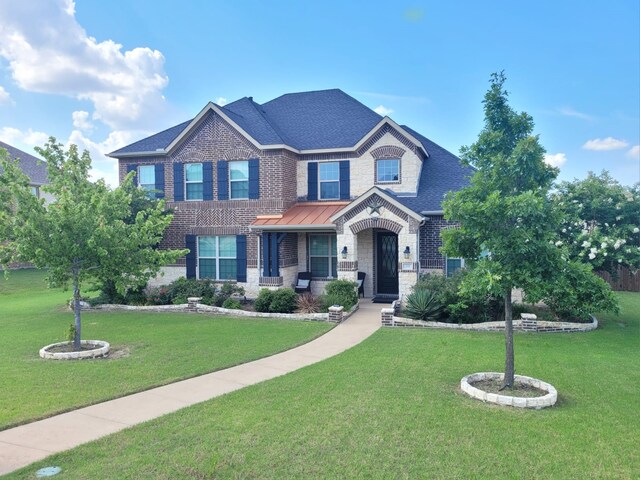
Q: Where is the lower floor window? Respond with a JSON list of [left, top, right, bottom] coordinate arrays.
[[198, 236, 236, 280], [446, 257, 464, 277], [309, 234, 337, 278]]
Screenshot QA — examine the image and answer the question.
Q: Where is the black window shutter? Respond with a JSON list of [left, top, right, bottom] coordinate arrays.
[[236, 235, 247, 282], [339, 160, 350, 200], [217, 161, 229, 200], [248, 159, 260, 199], [173, 163, 184, 201], [154, 164, 165, 199], [307, 162, 318, 201], [203, 161, 213, 201], [185, 235, 197, 279], [126, 164, 137, 186]]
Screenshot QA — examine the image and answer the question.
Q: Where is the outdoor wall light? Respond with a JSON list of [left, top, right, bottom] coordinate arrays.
[[341, 246, 348, 259], [404, 246, 411, 259]]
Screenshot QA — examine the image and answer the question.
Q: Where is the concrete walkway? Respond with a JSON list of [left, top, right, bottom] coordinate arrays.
[[0, 301, 382, 476]]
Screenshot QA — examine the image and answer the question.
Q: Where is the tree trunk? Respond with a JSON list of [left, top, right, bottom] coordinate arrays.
[[73, 275, 82, 351], [502, 289, 514, 389]]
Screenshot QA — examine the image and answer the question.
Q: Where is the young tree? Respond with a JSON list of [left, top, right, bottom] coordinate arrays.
[[0, 139, 186, 350], [442, 73, 617, 389], [553, 171, 639, 275]]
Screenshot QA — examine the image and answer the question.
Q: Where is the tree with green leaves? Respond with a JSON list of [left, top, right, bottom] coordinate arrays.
[[553, 171, 639, 275], [442, 72, 617, 389], [0, 139, 186, 350]]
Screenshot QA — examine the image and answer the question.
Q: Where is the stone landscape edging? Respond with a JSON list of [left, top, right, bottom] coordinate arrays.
[[39, 340, 110, 360], [460, 372, 557, 409], [82, 301, 359, 323], [381, 302, 597, 333]]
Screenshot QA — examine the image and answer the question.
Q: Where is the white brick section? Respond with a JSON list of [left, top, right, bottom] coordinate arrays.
[[147, 266, 186, 287]]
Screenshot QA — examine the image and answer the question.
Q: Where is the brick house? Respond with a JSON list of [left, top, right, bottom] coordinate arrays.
[[109, 89, 473, 300]]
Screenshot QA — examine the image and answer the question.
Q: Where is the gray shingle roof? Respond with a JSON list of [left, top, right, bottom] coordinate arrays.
[[0, 140, 48, 185], [108, 89, 473, 212], [391, 126, 475, 212]]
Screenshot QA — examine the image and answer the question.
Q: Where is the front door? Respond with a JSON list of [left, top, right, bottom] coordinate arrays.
[[376, 231, 398, 295]]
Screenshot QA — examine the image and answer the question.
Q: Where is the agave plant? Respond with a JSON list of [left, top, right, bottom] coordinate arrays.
[[404, 288, 444, 321]]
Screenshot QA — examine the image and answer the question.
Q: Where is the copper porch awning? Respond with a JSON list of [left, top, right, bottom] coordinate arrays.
[[250, 202, 349, 231]]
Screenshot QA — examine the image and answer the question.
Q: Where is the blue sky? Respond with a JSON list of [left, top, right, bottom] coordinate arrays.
[[0, 0, 638, 187]]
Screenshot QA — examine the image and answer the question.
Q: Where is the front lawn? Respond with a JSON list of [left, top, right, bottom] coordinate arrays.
[[0, 269, 332, 429], [6, 292, 638, 479]]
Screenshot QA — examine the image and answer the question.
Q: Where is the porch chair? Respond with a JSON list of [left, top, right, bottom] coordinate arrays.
[[294, 271, 312, 294], [357, 271, 366, 298]]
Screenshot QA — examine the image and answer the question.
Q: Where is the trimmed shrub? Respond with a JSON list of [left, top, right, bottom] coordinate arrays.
[[404, 289, 443, 321], [222, 298, 242, 310], [323, 279, 358, 311], [254, 288, 274, 312], [166, 278, 216, 305], [269, 288, 298, 313], [296, 292, 321, 313]]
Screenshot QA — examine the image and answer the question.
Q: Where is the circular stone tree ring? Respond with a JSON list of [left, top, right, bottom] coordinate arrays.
[[461, 372, 557, 409], [39, 340, 110, 360]]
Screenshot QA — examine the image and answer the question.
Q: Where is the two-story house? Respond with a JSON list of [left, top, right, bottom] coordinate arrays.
[[0, 140, 50, 201], [109, 89, 473, 300]]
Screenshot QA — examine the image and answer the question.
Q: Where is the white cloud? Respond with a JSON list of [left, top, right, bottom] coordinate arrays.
[[68, 129, 148, 187], [374, 105, 393, 116], [0, 126, 49, 147], [557, 106, 594, 121], [72, 110, 93, 131], [0, 86, 12, 105], [0, 0, 169, 129], [215, 97, 228, 107], [627, 145, 640, 159], [544, 153, 567, 168], [582, 137, 629, 151]]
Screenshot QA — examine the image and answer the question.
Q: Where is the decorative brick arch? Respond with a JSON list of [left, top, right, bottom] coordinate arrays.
[[349, 217, 404, 235], [370, 145, 406, 159], [224, 148, 255, 161]]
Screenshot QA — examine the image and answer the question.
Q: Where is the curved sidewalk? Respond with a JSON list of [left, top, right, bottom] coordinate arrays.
[[0, 301, 382, 476]]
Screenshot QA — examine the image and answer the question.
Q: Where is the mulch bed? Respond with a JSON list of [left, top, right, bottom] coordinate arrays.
[[471, 378, 547, 398]]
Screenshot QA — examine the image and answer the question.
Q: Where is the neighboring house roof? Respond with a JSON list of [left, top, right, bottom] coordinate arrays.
[[392, 127, 475, 213], [0, 140, 48, 185]]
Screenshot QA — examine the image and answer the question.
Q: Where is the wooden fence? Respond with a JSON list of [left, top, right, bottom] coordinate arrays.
[[596, 266, 640, 292]]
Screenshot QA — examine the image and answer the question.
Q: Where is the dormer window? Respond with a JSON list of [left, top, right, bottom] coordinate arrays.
[[376, 159, 400, 183], [319, 162, 340, 199]]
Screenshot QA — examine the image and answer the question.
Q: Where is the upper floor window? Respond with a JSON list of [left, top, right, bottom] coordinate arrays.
[[319, 162, 340, 199], [376, 159, 400, 183], [185, 163, 203, 200], [30, 185, 39, 198], [138, 165, 156, 196], [230, 161, 249, 199], [198, 235, 237, 280]]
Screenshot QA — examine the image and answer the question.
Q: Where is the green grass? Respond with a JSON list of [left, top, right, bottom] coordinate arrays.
[[6, 291, 638, 479], [0, 269, 332, 429]]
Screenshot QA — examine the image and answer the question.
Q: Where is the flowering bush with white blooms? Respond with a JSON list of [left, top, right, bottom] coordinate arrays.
[[552, 171, 640, 275]]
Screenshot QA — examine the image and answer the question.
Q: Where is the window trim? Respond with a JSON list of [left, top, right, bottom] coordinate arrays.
[[229, 160, 249, 200], [197, 235, 237, 281], [184, 162, 204, 201], [318, 162, 340, 200], [375, 158, 401, 184], [138, 165, 156, 195], [308, 233, 338, 279]]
